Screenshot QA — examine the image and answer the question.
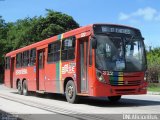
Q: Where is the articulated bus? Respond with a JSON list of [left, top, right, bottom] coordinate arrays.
[[4, 24, 148, 103]]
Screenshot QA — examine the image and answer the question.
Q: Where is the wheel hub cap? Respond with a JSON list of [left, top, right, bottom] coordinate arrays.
[[68, 85, 73, 98]]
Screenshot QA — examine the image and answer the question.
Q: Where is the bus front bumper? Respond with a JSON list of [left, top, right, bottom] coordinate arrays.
[[93, 82, 148, 97]]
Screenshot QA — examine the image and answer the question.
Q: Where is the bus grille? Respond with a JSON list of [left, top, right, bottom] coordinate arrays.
[[109, 80, 141, 86], [115, 89, 136, 94]]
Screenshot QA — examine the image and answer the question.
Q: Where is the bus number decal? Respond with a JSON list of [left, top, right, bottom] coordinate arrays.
[[62, 63, 76, 74], [16, 69, 28, 75]]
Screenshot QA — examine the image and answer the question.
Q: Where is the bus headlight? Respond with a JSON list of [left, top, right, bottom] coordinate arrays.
[[96, 70, 106, 83], [144, 72, 147, 81]]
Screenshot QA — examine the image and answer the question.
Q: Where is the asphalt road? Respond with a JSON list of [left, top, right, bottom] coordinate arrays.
[[0, 84, 160, 120]]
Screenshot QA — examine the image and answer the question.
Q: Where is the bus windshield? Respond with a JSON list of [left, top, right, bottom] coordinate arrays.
[[95, 34, 146, 72]]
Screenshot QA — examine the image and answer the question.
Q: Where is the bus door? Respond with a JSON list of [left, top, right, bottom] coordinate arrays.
[[79, 38, 89, 93], [10, 57, 15, 88], [38, 49, 45, 90]]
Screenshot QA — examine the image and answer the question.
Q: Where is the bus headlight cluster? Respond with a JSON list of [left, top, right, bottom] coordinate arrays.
[[96, 70, 106, 83], [144, 72, 147, 81]]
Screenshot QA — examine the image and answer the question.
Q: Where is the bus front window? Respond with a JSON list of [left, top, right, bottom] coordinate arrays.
[[125, 37, 145, 71], [95, 35, 146, 72]]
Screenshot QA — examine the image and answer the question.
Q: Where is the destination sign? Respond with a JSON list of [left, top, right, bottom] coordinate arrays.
[[93, 25, 141, 36], [101, 26, 131, 34]]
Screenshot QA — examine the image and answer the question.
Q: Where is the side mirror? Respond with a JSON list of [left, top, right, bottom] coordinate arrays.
[[91, 38, 97, 49]]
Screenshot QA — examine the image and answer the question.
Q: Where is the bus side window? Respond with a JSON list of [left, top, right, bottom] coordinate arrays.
[[30, 49, 36, 66], [16, 53, 22, 68], [5, 57, 10, 69], [48, 41, 61, 63], [22, 50, 29, 67], [61, 36, 75, 60]]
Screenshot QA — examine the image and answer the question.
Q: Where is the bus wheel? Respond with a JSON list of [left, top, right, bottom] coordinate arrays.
[[108, 96, 121, 102], [22, 80, 28, 96], [17, 81, 22, 95], [65, 80, 78, 103]]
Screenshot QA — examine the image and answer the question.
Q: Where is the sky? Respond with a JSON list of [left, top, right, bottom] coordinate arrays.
[[0, 0, 160, 48]]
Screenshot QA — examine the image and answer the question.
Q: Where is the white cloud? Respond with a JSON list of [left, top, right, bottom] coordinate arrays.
[[119, 13, 130, 20], [119, 7, 160, 22]]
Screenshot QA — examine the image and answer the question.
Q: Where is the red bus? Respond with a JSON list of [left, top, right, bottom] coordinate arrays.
[[4, 24, 148, 103]]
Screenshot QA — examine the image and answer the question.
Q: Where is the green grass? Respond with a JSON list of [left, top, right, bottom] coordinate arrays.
[[148, 83, 160, 92], [148, 87, 160, 92]]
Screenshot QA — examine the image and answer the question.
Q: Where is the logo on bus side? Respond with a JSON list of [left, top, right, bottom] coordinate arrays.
[[62, 63, 76, 74], [16, 69, 28, 75], [81, 32, 86, 37]]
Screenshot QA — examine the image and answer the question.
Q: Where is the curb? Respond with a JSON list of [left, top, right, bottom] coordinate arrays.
[[147, 91, 160, 95]]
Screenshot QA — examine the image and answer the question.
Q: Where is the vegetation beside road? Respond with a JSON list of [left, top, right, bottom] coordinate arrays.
[[146, 48, 160, 93], [148, 83, 160, 92], [147, 47, 160, 83]]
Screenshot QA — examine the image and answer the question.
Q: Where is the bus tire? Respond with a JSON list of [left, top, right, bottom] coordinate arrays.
[[22, 80, 28, 96], [65, 80, 78, 103], [17, 80, 23, 95], [108, 96, 121, 102]]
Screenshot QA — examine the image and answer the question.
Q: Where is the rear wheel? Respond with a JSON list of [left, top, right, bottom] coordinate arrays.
[[108, 96, 121, 102], [22, 80, 29, 96], [17, 81, 22, 95], [65, 80, 78, 103]]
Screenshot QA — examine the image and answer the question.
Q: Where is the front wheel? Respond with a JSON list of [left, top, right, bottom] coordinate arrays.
[[65, 80, 78, 103], [108, 96, 121, 102]]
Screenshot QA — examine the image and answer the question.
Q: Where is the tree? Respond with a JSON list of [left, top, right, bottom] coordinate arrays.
[[0, 16, 8, 82], [147, 47, 160, 83], [6, 9, 79, 49], [0, 10, 79, 83]]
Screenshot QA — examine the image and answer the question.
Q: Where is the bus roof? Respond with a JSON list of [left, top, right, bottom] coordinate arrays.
[[93, 23, 140, 30], [5, 23, 140, 57], [5, 24, 92, 57]]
